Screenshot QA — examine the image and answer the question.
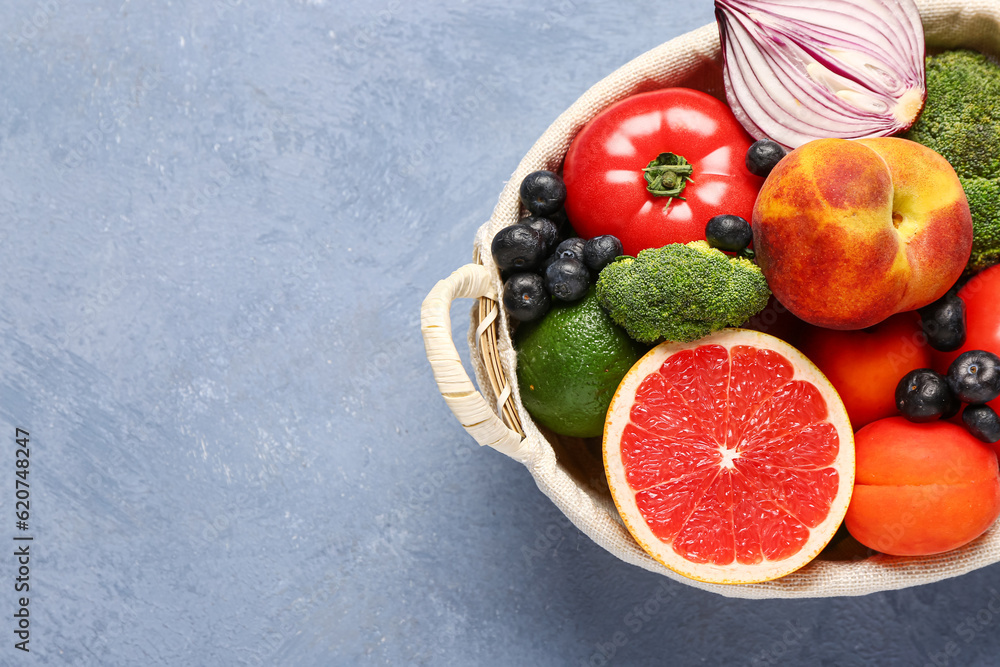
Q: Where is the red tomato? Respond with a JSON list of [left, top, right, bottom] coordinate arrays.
[[932, 264, 1000, 417], [562, 88, 763, 256]]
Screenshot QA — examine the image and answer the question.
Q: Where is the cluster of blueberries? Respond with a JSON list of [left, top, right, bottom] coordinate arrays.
[[898, 295, 1000, 443], [491, 170, 622, 322], [492, 140, 789, 323]]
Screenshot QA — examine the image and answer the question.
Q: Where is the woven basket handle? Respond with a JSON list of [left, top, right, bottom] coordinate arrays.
[[421, 264, 529, 460]]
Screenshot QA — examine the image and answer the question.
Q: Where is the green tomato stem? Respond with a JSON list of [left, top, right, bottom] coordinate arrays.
[[643, 152, 694, 199]]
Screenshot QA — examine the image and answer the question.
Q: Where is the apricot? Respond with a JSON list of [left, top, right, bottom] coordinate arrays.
[[753, 138, 972, 330], [846, 417, 1000, 556], [798, 312, 931, 429]]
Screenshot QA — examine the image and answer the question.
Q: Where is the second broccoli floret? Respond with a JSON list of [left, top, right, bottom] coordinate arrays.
[[595, 241, 771, 344], [903, 49, 1000, 274], [960, 176, 1000, 273]]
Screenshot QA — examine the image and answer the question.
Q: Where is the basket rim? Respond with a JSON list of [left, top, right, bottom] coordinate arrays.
[[469, 0, 1000, 598]]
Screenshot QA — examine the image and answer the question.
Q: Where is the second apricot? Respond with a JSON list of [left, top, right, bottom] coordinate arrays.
[[845, 417, 1000, 556]]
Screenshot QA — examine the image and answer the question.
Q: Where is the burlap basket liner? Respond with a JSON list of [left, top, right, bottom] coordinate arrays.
[[423, 0, 1000, 598]]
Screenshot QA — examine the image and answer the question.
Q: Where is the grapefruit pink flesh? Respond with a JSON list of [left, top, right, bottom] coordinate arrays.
[[604, 330, 854, 584]]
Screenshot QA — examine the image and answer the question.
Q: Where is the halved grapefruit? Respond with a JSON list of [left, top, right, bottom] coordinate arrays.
[[604, 329, 854, 584]]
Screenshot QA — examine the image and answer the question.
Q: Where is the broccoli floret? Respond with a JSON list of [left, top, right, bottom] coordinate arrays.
[[903, 49, 1000, 273], [595, 241, 770, 344], [961, 176, 1000, 273]]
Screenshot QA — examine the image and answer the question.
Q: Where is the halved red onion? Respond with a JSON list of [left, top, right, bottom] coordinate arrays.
[[715, 0, 925, 150]]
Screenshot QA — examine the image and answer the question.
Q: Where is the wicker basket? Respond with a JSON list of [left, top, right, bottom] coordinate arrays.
[[421, 0, 1000, 598]]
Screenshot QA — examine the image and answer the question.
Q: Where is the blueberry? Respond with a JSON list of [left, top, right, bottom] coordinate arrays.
[[544, 258, 590, 302], [503, 272, 550, 322], [518, 216, 559, 255], [918, 292, 966, 352], [963, 404, 1000, 443], [554, 237, 586, 262], [547, 207, 572, 236], [538, 252, 558, 275], [519, 170, 567, 217], [583, 235, 624, 273], [745, 139, 786, 178], [538, 237, 586, 275], [895, 369, 959, 422], [491, 224, 546, 273], [705, 215, 753, 253], [942, 392, 962, 420], [947, 350, 1000, 404]]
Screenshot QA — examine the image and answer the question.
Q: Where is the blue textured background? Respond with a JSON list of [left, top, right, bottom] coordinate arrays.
[[2, 0, 1000, 665]]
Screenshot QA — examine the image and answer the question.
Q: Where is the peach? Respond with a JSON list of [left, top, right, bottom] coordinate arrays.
[[845, 417, 1000, 556], [752, 137, 973, 330]]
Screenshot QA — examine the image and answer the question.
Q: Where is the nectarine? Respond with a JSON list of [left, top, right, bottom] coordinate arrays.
[[932, 264, 1000, 438], [798, 312, 931, 430], [753, 138, 972, 330], [846, 417, 1000, 556]]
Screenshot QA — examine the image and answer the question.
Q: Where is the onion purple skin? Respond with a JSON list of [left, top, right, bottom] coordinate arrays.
[[715, 0, 926, 151]]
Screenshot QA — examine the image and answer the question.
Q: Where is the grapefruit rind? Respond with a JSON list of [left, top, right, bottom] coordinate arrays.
[[603, 329, 855, 585]]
